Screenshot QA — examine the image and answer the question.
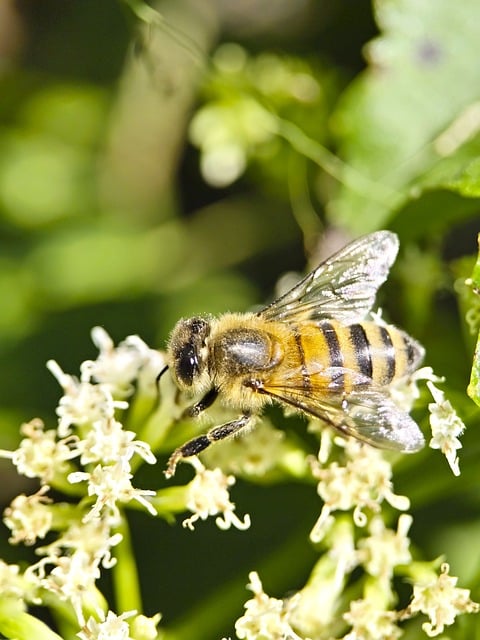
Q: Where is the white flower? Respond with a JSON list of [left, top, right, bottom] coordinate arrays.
[[182, 458, 251, 531], [130, 613, 162, 640], [80, 327, 165, 398], [408, 562, 479, 636], [31, 549, 101, 625], [76, 417, 156, 467], [69, 462, 157, 524], [0, 560, 25, 599], [235, 571, 302, 640], [358, 514, 412, 584], [342, 598, 402, 640], [310, 439, 410, 542], [426, 381, 465, 476], [36, 520, 122, 570], [4, 418, 77, 484], [4, 486, 53, 545], [28, 520, 122, 626], [78, 610, 160, 640], [77, 609, 136, 640], [47, 361, 128, 438], [388, 366, 442, 413]]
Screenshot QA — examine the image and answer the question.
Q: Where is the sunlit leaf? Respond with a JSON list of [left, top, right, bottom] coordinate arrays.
[[331, 0, 480, 233], [445, 157, 480, 198]]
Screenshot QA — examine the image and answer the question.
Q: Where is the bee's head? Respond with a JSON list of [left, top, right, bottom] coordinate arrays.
[[167, 316, 211, 390]]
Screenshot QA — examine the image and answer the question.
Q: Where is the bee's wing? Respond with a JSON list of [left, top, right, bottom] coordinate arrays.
[[261, 231, 399, 325], [259, 366, 424, 452]]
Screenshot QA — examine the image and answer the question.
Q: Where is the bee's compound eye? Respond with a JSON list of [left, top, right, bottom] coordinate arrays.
[[177, 343, 199, 386], [169, 316, 211, 388]]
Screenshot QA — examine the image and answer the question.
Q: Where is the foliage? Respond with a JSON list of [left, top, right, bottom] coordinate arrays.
[[0, 0, 479, 638]]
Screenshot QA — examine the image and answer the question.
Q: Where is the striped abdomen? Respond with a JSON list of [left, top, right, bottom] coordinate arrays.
[[297, 319, 424, 391]]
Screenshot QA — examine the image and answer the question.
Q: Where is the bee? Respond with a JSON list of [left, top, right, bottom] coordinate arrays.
[[163, 230, 425, 477]]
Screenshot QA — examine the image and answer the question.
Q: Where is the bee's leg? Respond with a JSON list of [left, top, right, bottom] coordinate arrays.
[[182, 388, 219, 418], [165, 412, 252, 478]]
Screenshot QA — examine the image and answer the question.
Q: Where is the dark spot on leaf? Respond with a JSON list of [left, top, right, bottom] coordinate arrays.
[[416, 39, 443, 65]]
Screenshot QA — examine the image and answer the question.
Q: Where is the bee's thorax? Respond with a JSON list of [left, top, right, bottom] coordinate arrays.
[[210, 327, 284, 379]]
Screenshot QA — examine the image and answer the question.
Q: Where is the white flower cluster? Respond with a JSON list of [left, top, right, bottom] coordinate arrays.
[[0, 327, 254, 639], [407, 562, 479, 636], [309, 436, 410, 543], [232, 559, 479, 640], [0, 324, 476, 640], [426, 380, 465, 476], [234, 572, 303, 640], [182, 457, 251, 531], [78, 610, 160, 640], [389, 365, 467, 476], [229, 413, 478, 640], [0, 328, 163, 637], [4, 327, 160, 531]]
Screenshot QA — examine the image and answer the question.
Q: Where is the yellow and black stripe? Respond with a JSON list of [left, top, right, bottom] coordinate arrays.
[[296, 319, 421, 392], [291, 324, 313, 392]]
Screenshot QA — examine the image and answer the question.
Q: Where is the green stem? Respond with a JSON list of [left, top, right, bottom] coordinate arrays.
[[274, 115, 399, 207], [49, 464, 87, 497], [150, 485, 190, 517], [126, 392, 159, 433], [112, 515, 143, 614], [0, 598, 63, 640], [132, 389, 176, 472], [287, 151, 323, 253], [120, 0, 206, 68]]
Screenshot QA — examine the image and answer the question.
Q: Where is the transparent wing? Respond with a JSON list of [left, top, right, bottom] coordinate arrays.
[[261, 231, 399, 324], [257, 365, 424, 452]]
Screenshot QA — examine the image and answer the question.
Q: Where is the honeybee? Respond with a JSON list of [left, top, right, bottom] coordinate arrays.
[[164, 230, 425, 477]]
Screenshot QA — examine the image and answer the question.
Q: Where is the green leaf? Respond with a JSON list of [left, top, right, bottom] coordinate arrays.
[[467, 234, 480, 407], [412, 131, 480, 197], [389, 190, 480, 242], [331, 0, 480, 233], [445, 156, 480, 197]]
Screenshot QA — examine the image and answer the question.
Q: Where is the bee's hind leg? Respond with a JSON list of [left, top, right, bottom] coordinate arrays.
[[165, 412, 252, 478]]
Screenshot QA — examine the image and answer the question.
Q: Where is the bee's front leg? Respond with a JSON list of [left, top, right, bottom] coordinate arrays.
[[165, 412, 252, 478], [182, 388, 219, 418]]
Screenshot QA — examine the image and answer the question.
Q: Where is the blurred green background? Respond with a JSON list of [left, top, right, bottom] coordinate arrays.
[[0, 0, 379, 444], [1, 0, 480, 638]]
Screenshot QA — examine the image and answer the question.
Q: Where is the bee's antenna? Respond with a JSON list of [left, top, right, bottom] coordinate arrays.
[[156, 364, 169, 398], [156, 364, 169, 382]]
